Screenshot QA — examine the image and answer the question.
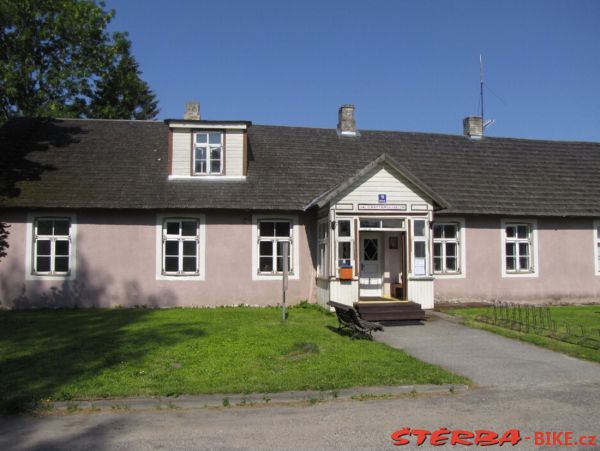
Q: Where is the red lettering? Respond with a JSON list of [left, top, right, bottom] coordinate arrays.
[[498, 429, 521, 446], [390, 427, 411, 446], [588, 435, 597, 446], [412, 429, 431, 446], [474, 430, 499, 446], [552, 432, 564, 445], [564, 431, 574, 446], [534, 432, 545, 445], [451, 430, 475, 446], [430, 428, 450, 446]]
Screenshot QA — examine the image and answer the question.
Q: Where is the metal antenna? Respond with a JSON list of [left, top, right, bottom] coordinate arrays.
[[480, 53, 484, 130], [479, 54, 495, 134]]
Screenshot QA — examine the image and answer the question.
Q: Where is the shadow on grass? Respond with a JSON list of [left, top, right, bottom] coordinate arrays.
[[0, 252, 193, 414], [0, 308, 205, 413], [325, 325, 375, 340]]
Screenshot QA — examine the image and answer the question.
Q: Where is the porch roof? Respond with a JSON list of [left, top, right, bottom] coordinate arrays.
[[304, 153, 450, 210]]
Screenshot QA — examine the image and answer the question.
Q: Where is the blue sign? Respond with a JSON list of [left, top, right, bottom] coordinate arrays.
[[378, 194, 387, 204]]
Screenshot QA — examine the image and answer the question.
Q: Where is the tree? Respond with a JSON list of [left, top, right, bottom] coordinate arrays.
[[0, 0, 159, 122], [87, 33, 158, 119]]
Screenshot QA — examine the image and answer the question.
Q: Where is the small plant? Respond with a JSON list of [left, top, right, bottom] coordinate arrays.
[[66, 401, 79, 413], [222, 397, 230, 407], [111, 404, 130, 411], [238, 397, 247, 406], [331, 390, 338, 399], [351, 393, 394, 401], [308, 397, 320, 405], [168, 401, 180, 410], [263, 395, 271, 404]]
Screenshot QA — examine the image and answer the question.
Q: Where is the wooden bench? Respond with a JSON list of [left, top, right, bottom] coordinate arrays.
[[327, 301, 384, 339]]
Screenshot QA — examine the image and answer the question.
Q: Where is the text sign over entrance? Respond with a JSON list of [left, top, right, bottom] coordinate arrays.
[[358, 204, 407, 211]]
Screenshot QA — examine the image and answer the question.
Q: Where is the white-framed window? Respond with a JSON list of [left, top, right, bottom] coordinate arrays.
[[33, 218, 71, 275], [412, 218, 428, 276], [193, 131, 223, 175], [257, 219, 293, 274], [501, 219, 538, 277], [252, 215, 300, 280], [155, 214, 205, 280], [317, 219, 330, 278], [594, 220, 600, 275], [26, 213, 77, 280], [162, 219, 200, 275], [433, 222, 460, 274], [336, 218, 353, 269]]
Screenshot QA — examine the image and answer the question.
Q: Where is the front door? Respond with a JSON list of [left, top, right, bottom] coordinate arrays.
[[359, 232, 383, 297]]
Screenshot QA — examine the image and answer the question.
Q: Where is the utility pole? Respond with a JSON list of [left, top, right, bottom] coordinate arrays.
[[282, 241, 289, 321]]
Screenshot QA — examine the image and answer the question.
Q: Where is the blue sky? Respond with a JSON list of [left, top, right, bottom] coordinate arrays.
[[105, 0, 600, 141]]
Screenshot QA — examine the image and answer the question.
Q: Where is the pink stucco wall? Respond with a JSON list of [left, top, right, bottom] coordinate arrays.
[[0, 209, 316, 308], [435, 216, 600, 303]]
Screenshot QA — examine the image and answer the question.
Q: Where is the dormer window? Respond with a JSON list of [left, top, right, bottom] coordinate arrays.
[[194, 131, 223, 175]]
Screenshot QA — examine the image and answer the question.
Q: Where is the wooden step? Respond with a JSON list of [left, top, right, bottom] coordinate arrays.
[[360, 312, 426, 321], [354, 300, 425, 321]]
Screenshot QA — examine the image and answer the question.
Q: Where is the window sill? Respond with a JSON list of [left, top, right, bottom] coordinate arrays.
[[254, 273, 299, 281], [502, 271, 538, 278], [168, 175, 246, 181], [157, 274, 204, 281], [27, 272, 75, 281], [433, 272, 465, 279]]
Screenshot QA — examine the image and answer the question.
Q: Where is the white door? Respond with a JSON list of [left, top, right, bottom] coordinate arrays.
[[359, 232, 383, 297]]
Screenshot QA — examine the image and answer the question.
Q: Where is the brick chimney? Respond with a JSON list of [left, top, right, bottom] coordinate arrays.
[[463, 116, 483, 139], [337, 104, 357, 136], [184, 101, 200, 120]]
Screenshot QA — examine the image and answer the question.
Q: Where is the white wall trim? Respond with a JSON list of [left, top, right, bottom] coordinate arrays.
[[251, 214, 300, 281], [25, 212, 77, 281], [500, 218, 539, 278], [432, 217, 467, 279], [594, 220, 600, 276], [168, 122, 248, 130], [155, 213, 206, 281]]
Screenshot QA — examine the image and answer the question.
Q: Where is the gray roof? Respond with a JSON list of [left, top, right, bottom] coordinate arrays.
[[2, 118, 600, 216]]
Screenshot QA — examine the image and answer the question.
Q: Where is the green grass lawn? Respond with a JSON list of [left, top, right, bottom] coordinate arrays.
[[440, 305, 600, 363], [0, 305, 467, 412]]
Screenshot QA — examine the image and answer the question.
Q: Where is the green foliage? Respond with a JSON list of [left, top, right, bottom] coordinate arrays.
[[0, 307, 467, 411], [0, 0, 158, 121], [0, 222, 8, 261]]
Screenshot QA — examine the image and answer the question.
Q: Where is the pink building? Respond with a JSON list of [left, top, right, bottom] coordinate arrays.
[[1, 105, 600, 317]]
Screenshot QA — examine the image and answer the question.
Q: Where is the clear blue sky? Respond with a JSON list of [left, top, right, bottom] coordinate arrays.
[[105, 0, 600, 141]]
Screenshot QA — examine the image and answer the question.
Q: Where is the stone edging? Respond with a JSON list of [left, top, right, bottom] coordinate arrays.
[[50, 384, 468, 413]]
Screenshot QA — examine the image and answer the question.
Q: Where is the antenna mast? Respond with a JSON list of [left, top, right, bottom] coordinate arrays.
[[480, 53, 484, 128]]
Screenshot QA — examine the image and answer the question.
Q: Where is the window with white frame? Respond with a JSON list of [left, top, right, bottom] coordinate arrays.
[[433, 223, 460, 274], [504, 224, 533, 273], [32, 218, 72, 275], [412, 219, 428, 276], [257, 219, 293, 274], [317, 220, 329, 278], [193, 131, 223, 175], [162, 219, 200, 275], [336, 219, 353, 269]]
